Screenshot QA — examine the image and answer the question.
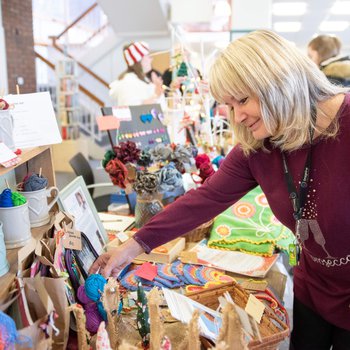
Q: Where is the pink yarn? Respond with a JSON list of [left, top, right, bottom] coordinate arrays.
[[77, 285, 103, 334]]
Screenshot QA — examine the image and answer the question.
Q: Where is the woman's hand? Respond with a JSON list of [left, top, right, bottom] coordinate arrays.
[[89, 238, 145, 278]]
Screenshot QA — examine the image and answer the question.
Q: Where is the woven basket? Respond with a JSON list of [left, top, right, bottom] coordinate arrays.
[[182, 219, 214, 242], [186, 281, 289, 350]]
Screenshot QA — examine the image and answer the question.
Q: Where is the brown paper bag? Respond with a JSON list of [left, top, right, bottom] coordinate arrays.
[[1, 276, 54, 350], [42, 277, 70, 350]]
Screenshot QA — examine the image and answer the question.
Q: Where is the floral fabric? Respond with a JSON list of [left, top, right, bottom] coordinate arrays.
[[208, 186, 294, 256]]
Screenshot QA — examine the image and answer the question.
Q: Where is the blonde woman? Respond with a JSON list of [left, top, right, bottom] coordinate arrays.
[[109, 41, 163, 106], [92, 30, 350, 348]]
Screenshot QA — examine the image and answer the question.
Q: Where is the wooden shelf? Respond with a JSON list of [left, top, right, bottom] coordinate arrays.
[[0, 146, 50, 177], [0, 145, 56, 304], [0, 222, 52, 303]]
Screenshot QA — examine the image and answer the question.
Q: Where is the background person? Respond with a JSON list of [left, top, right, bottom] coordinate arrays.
[[109, 41, 164, 106], [308, 34, 350, 86], [92, 30, 350, 349]]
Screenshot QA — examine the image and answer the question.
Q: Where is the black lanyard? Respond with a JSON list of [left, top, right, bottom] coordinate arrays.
[[281, 109, 316, 222]]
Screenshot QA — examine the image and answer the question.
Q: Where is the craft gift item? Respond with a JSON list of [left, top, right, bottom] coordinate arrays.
[[217, 302, 245, 348], [147, 287, 166, 350], [77, 285, 103, 334], [0, 221, 9, 276], [18, 174, 59, 227], [85, 274, 108, 321], [179, 309, 200, 350], [208, 186, 294, 257], [96, 321, 112, 350], [68, 304, 90, 350], [133, 171, 163, 228], [0, 189, 31, 248], [120, 262, 231, 291], [136, 283, 150, 349], [101, 278, 121, 349], [193, 153, 215, 184], [0, 103, 16, 151]]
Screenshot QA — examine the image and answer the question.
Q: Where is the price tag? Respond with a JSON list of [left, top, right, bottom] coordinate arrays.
[[179, 251, 198, 264], [245, 294, 265, 324], [62, 227, 82, 250], [134, 262, 157, 281]]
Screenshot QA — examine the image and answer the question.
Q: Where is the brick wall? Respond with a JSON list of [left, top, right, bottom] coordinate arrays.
[[2, 0, 36, 94]]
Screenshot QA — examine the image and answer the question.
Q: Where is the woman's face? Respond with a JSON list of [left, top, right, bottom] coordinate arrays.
[[223, 94, 271, 140], [141, 55, 152, 74]]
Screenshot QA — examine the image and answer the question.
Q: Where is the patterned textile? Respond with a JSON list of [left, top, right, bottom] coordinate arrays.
[[208, 187, 294, 256]]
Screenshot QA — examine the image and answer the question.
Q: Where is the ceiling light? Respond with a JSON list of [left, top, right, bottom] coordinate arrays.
[[273, 22, 302, 32], [214, 1, 232, 17], [330, 1, 350, 15], [319, 21, 349, 32], [272, 2, 307, 16]]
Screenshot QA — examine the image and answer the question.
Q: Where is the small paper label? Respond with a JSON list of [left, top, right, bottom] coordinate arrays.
[[245, 294, 265, 324], [0, 142, 18, 167], [289, 243, 298, 266], [241, 280, 268, 292], [63, 228, 82, 250], [179, 251, 198, 264], [134, 262, 158, 281], [117, 231, 129, 243]]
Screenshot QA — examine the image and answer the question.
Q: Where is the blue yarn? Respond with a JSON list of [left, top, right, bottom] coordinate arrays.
[[0, 310, 18, 346], [23, 174, 48, 191], [212, 155, 224, 168], [85, 274, 107, 302], [97, 301, 107, 321], [0, 188, 14, 207]]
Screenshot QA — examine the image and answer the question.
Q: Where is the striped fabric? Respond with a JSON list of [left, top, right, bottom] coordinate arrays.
[[123, 41, 150, 66]]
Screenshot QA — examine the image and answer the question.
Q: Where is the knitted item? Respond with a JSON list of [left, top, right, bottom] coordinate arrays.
[[208, 186, 294, 257], [11, 192, 26, 206], [23, 173, 48, 191], [0, 189, 14, 207], [123, 42, 149, 66], [136, 283, 150, 348]]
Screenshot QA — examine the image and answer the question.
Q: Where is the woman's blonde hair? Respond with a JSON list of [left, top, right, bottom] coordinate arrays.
[[210, 30, 346, 155]]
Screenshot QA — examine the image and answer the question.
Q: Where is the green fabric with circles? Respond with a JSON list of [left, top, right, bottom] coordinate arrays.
[[208, 186, 294, 256]]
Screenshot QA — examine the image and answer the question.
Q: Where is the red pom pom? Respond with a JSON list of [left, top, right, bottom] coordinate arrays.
[[195, 154, 210, 169]]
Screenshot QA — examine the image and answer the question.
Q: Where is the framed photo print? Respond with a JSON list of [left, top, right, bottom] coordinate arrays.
[[58, 176, 107, 254]]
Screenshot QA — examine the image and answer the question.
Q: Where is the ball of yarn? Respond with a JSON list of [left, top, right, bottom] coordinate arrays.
[[0, 310, 18, 347], [11, 192, 26, 206], [212, 155, 225, 169], [85, 274, 107, 302], [195, 154, 211, 169], [77, 285, 104, 333], [23, 173, 48, 191], [85, 305, 104, 333], [0, 189, 14, 207], [77, 285, 92, 304], [97, 301, 107, 321]]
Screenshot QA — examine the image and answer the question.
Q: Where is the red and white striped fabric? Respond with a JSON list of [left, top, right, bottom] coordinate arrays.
[[123, 41, 150, 66]]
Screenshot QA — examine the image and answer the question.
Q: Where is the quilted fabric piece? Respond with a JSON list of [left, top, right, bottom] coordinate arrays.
[[208, 186, 294, 256]]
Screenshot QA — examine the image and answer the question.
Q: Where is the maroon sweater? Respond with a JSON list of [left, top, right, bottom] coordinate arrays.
[[134, 93, 350, 329]]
